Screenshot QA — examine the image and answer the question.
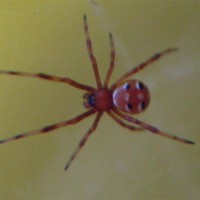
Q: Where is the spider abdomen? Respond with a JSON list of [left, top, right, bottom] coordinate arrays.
[[112, 80, 150, 114]]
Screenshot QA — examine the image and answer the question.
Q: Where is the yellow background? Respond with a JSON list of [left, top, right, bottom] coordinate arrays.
[[0, 1, 199, 199]]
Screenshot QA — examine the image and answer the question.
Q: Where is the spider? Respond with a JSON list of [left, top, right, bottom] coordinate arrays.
[[0, 14, 194, 171]]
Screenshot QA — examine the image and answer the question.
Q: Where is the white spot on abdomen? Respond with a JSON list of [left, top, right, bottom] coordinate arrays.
[[137, 93, 144, 100]]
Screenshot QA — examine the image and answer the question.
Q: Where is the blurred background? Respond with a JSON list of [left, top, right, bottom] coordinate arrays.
[[0, 1, 199, 199]]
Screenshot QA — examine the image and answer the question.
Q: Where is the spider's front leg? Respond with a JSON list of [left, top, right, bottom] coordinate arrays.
[[0, 109, 96, 144], [104, 33, 115, 88], [0, 70, 94, 92], [84, 14, 102, 88]]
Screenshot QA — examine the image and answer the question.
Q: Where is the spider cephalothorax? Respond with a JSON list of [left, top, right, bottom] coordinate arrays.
[[0, 14, 194, 171], [83, 89, 112, 111]]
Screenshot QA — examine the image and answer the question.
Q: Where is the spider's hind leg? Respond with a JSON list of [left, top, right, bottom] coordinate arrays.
[[113, 109, 194, 144], [108, 111, 144, 131], [113, 48, 178, 87]]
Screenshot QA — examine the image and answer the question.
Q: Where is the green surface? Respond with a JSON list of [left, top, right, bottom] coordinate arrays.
[[0, 1, 199, 199]]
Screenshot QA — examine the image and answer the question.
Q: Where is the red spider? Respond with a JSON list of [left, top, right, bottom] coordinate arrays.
[[0, 15, 194, 171]]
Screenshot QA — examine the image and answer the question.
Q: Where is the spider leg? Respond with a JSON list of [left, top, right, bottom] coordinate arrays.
[[107, 111, 144, 131], [114, 109, 194, 144], [83, 14, 102, 88], [0, 70, 95, 92], [64, 111, 103, 171], [0, 109, 96, 144], [104, 33, 115, 87], [112, 48, 178, 87]]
